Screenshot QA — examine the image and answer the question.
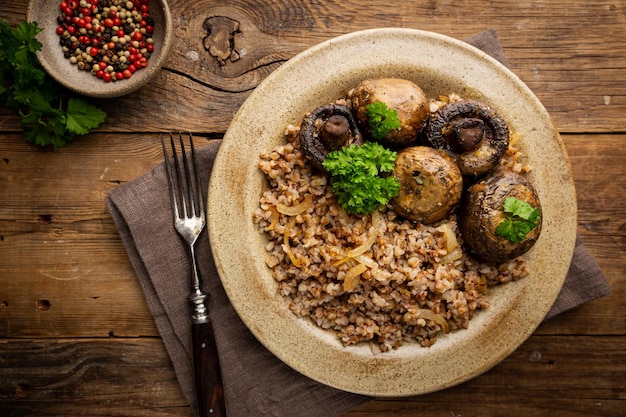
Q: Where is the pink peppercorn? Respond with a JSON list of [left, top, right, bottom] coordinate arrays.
[[56, 0, 157, 83]]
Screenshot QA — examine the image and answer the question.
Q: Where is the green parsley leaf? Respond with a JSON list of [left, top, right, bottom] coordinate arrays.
[[495, 197, 541, 243], [365, 101, 401, 140], [0, 19, 106, 148], [323, 142, 400, 215], [66, 98, 107, 135]]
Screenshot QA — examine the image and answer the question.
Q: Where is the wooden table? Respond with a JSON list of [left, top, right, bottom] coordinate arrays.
[[1, 1, 625, 416]]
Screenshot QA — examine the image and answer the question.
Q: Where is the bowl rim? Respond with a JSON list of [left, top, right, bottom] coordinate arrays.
[[26, 0, 173, 98]]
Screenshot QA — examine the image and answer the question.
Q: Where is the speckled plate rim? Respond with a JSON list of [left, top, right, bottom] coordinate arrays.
[[207, 28, 577, 397]]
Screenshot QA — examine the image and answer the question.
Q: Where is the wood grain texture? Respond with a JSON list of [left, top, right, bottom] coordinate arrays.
[[1, 1, 625, 134], [1, 0, 625, 415], [0, 335, 623, 417], [0, 338, 193, 417], [192, 321, 226, 417]]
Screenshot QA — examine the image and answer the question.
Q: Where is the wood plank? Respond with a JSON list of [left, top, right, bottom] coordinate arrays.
[[349, 336, 626, 417], [1, 133, 624, 338], [1, 2, 624, 416], [0, 338, 193, 417], [0, 335, 623, 416], [0, 134, 168, 338], [1, 1, 626, 133]]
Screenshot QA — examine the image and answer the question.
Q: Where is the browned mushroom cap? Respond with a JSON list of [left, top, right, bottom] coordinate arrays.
[[391, 146, 463, 224], [426, 100, 509, 177], [299, 104, 364, 171], [459, 168, 542, 262], [349, 78, 430, 148]]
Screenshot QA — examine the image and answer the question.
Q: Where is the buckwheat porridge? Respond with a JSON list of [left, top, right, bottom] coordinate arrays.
[[253, 80, 538, 352]]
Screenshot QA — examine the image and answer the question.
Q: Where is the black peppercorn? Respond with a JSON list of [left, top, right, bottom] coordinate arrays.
[[55, 0, 157, 83]]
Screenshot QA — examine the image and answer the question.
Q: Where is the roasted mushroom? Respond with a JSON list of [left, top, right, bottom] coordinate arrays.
[[300, 104, 364, 172], [427, 100, 509, 177], [349, 78, 429, 148], [391, 146, 463, 224], [299, 104, 364, 171], [459, 168, 542, 262]]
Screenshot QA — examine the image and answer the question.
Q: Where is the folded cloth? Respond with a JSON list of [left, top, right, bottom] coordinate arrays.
[[105, 29, 610, 417]]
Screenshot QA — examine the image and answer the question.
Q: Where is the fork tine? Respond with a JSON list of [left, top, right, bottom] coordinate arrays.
[[188, 133, 205, 216], [161, 134, 179, 220], [178, 132, 197, 217], [169, 132, 188, 218], [163, 132, 203, 219]]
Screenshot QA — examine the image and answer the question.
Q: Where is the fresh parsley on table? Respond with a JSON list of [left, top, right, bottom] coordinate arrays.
[[0, 19, 106, 148]]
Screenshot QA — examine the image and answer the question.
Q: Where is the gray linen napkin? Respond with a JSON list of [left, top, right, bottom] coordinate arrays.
[[105, 29, 610, 417]]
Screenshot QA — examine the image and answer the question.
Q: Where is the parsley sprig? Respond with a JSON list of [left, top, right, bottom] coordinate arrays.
[[322, 142, 400, 215], [365, 101, 401, 140], [495, 197, 541, 243], [0, 19, 106, 148]]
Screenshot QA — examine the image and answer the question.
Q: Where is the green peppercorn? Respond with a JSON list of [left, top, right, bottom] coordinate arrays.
[[55, 0, 157, 82]]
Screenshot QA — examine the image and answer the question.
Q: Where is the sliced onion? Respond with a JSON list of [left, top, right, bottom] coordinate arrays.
[[332, 211, 382, 266], [422, 309, 449, 334], [409, 309, 450, 334], [343, 263, 368, 292], [266, 206, 279, 231], [331, 256, 350, 267], [439, 247, 463, 264], [282, 219, 302, 268], [346, 210, 383, 258], [436, 223, 459, 254], [354, 254, 378, 270], [276, 194, 313, 216]]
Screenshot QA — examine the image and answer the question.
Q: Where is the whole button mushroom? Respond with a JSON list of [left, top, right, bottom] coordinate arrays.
[[299, 104, 364, 172], [391, 146, 463, 224], [459, 168, 542, 262], [349, 78, 430, 148], [427, 100, 510, 177]]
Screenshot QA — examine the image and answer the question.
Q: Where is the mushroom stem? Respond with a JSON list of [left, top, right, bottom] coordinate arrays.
[[299, 104, 363, 172], [426, 100, 510, 177], [451, 118, 484, 152], [320, 115, 350, 150]]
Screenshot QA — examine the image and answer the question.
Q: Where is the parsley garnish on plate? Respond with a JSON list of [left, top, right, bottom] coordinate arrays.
[[323, 142, 400, 215], [366, 101, 401, 140], [0, 19, 106, 148], [495, 197, 541, 243]]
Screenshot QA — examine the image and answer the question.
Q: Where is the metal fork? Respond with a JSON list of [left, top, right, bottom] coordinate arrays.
[[161, 132, 227, 417]]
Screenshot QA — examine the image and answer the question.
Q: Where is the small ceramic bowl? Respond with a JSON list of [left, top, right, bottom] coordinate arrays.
[[27, 0, 172, 98]]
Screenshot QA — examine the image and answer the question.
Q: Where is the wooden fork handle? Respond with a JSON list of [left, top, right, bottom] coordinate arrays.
[[192, 320, 227, 417]]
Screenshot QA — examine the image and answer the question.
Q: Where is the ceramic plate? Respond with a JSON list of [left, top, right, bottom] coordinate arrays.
[[207, 28, 576, 396]]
